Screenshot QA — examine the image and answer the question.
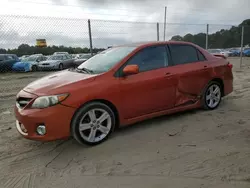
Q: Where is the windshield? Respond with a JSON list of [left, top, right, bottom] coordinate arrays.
[[77, 46, 136, 74], [22, 56, 38, 62], [48, 55, 63, 60]]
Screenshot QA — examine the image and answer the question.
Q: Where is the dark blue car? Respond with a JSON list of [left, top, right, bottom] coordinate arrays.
[[229, 49, 240, 56], [12, 54, 47, 72], [243, 48, 250, 57], [0, 54, 20, 72]]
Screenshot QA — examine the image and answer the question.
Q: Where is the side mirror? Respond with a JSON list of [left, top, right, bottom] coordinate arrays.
[[122, 64, 139, 76]]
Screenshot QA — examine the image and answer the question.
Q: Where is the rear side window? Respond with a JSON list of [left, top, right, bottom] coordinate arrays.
[[126, 46, 168, 72], [197, 50, 206, 61], [169, 44, 200, 65]]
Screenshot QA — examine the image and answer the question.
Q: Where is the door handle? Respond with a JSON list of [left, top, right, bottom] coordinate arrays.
[[165, 72, 171, 75], [204, 65, 208, 68]]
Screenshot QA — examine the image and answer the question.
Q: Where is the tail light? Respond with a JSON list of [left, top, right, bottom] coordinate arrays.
[[227, 63, 233, 69]]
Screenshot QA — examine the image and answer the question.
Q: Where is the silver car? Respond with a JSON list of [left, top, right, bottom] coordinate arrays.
[[38, 54, 74, 70], [207, 49, 229, 57]]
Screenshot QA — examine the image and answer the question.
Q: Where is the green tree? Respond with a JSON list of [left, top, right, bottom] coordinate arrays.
[[171, 19, 250, 48]]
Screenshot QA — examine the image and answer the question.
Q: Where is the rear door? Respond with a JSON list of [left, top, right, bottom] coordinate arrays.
[[167, 44, 211, 106], [63, 55, 73, 68]]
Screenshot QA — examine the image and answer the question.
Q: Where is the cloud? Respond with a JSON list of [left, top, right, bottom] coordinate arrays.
[[0, 0, 249, 49]]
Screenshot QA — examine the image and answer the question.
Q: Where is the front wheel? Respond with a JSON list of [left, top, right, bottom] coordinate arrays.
[[71, 102, 116, 146], [31, 65, 38, 72], [202, 81, 222, 110]]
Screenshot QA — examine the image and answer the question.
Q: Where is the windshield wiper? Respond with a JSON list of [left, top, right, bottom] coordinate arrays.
[[76, 67, 94, 74]]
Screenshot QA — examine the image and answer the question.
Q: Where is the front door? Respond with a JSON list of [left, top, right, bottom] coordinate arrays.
[[118, 45, 177, 119]]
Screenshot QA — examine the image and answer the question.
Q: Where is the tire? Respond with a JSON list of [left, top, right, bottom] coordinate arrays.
[[71, 102, 116, 146], [59, 63, 63, 70], [202, 81, 222, 110], [31, 65, 38, 72]]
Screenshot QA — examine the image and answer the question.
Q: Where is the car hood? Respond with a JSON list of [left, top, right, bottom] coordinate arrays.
[[13, 61, 34, 66], [23, 70, 97, 95]]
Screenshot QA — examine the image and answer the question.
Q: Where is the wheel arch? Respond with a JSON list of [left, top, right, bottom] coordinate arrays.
[[70, 99, 120, 130], [210, 77, 225, 96]]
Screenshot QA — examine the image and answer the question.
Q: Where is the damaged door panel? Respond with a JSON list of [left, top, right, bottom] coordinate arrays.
[[168, 43, 212, 107], [176, 62, 211, 106]]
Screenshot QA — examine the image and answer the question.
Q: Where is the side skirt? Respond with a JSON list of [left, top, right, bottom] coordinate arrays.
[[120, 100, 201, 127]]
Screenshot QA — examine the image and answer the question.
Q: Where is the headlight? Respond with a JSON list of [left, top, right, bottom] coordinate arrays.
[[31, 93, 69, 109]]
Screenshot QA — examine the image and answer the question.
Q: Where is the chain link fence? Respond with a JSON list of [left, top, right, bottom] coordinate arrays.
[[0, 14, 250, 72]]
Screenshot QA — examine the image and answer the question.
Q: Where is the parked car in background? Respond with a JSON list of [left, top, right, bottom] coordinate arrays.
[[12, 54, 47, 72], [0, 54, 20, 72], [207, 49, 229, 57], [20, 55, 30, 61], [53, 52, 69, 55], [73, 53, 93, 66], [229, 48, 241, 56], [38, 54, 74, 70], [15, 41, 233, 145], [71, 54, 78, 59], [221, 49, 232, 57], [243, 48, 250, 57]]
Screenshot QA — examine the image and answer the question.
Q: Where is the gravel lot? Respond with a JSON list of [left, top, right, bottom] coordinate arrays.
[[0, 58, 250, 188]]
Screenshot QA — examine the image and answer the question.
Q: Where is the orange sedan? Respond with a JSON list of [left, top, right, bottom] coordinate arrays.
[[15, 41, 233, 145]]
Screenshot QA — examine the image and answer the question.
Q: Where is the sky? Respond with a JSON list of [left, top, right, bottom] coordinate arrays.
[[0, 0, 249, 49]]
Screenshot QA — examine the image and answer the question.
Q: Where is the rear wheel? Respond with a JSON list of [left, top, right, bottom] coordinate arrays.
[[59, 63, 64, 70], [71, 102, 115, 146], [31, 65, 38, 72], [202, 81, 222, 110]]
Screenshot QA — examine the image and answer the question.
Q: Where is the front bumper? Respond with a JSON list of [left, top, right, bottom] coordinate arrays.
[[15, 103, 76, 141], [12, 66, 30, 72]]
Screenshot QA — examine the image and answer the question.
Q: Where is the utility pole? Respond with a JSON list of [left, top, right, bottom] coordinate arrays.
[[240, 26, 244, 68], [206, 24, 209, 50], [163, 6, 167, 41]]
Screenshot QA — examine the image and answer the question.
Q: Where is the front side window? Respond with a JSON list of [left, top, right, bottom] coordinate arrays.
[[169, 44, 199, 65], [78, 46, 136, 74], [126, 46, 168, 72]]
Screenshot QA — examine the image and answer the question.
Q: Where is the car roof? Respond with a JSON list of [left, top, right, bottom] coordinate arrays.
[[52, 54, 64, 55], [116, 41, 198, 48]]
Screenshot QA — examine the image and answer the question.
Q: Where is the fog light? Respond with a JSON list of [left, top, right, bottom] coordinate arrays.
[[37, 125, 46, 135], [20, 124, 27, 133]]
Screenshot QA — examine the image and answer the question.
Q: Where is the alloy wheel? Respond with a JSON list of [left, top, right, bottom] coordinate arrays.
[[205, 84, 221, 108], [78, 108, 112, 143]]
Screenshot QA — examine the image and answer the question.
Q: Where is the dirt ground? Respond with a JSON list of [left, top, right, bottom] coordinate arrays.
[[0, 58, 250, 188]]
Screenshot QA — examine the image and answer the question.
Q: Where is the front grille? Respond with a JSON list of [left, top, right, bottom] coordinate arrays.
[[16, 97, 33, 109]]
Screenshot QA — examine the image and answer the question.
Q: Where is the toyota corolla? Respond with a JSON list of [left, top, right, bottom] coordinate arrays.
[[15, 41, 233, 145]]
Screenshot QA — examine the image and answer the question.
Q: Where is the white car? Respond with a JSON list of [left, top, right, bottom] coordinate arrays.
[[53, 52, 69, 55], [207, 49, 229, 57]]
